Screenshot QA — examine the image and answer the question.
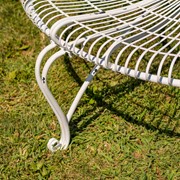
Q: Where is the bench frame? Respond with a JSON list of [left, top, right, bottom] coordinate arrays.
[[21, 0, 180, 152]]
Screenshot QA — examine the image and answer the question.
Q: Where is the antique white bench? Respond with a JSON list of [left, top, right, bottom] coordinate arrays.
[[21, 0, 180, 152]]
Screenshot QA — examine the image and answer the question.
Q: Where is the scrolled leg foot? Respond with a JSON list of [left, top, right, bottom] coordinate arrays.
[[47, 138, 62, 152], [47, 137, 68, 152]]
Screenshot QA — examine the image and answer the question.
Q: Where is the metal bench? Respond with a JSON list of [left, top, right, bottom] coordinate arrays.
[[21, 0, 180, 152]]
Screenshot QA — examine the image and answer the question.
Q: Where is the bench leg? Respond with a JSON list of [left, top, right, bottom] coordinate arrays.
[[35, 42, 100, 152], [35, 42, 70, 152]]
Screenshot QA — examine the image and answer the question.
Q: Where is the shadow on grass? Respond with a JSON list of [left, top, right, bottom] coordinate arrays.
[[63, 54, 180, 138]]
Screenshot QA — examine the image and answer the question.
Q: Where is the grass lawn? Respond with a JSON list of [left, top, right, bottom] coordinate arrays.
[[0, 0, 179, 179]]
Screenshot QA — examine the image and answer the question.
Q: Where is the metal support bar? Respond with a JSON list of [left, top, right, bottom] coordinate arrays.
[[67, 65, 100, 122]]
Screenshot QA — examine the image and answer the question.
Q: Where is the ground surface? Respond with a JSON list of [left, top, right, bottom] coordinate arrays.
[[0, 0, 179, 179]]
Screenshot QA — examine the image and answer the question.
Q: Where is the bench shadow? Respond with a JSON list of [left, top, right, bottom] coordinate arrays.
[[63, 55, 180, 138]]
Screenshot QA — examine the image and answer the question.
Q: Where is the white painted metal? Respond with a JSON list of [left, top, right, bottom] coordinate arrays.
[[35, 42, 70, 151], [21, 0, 180, 151]]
